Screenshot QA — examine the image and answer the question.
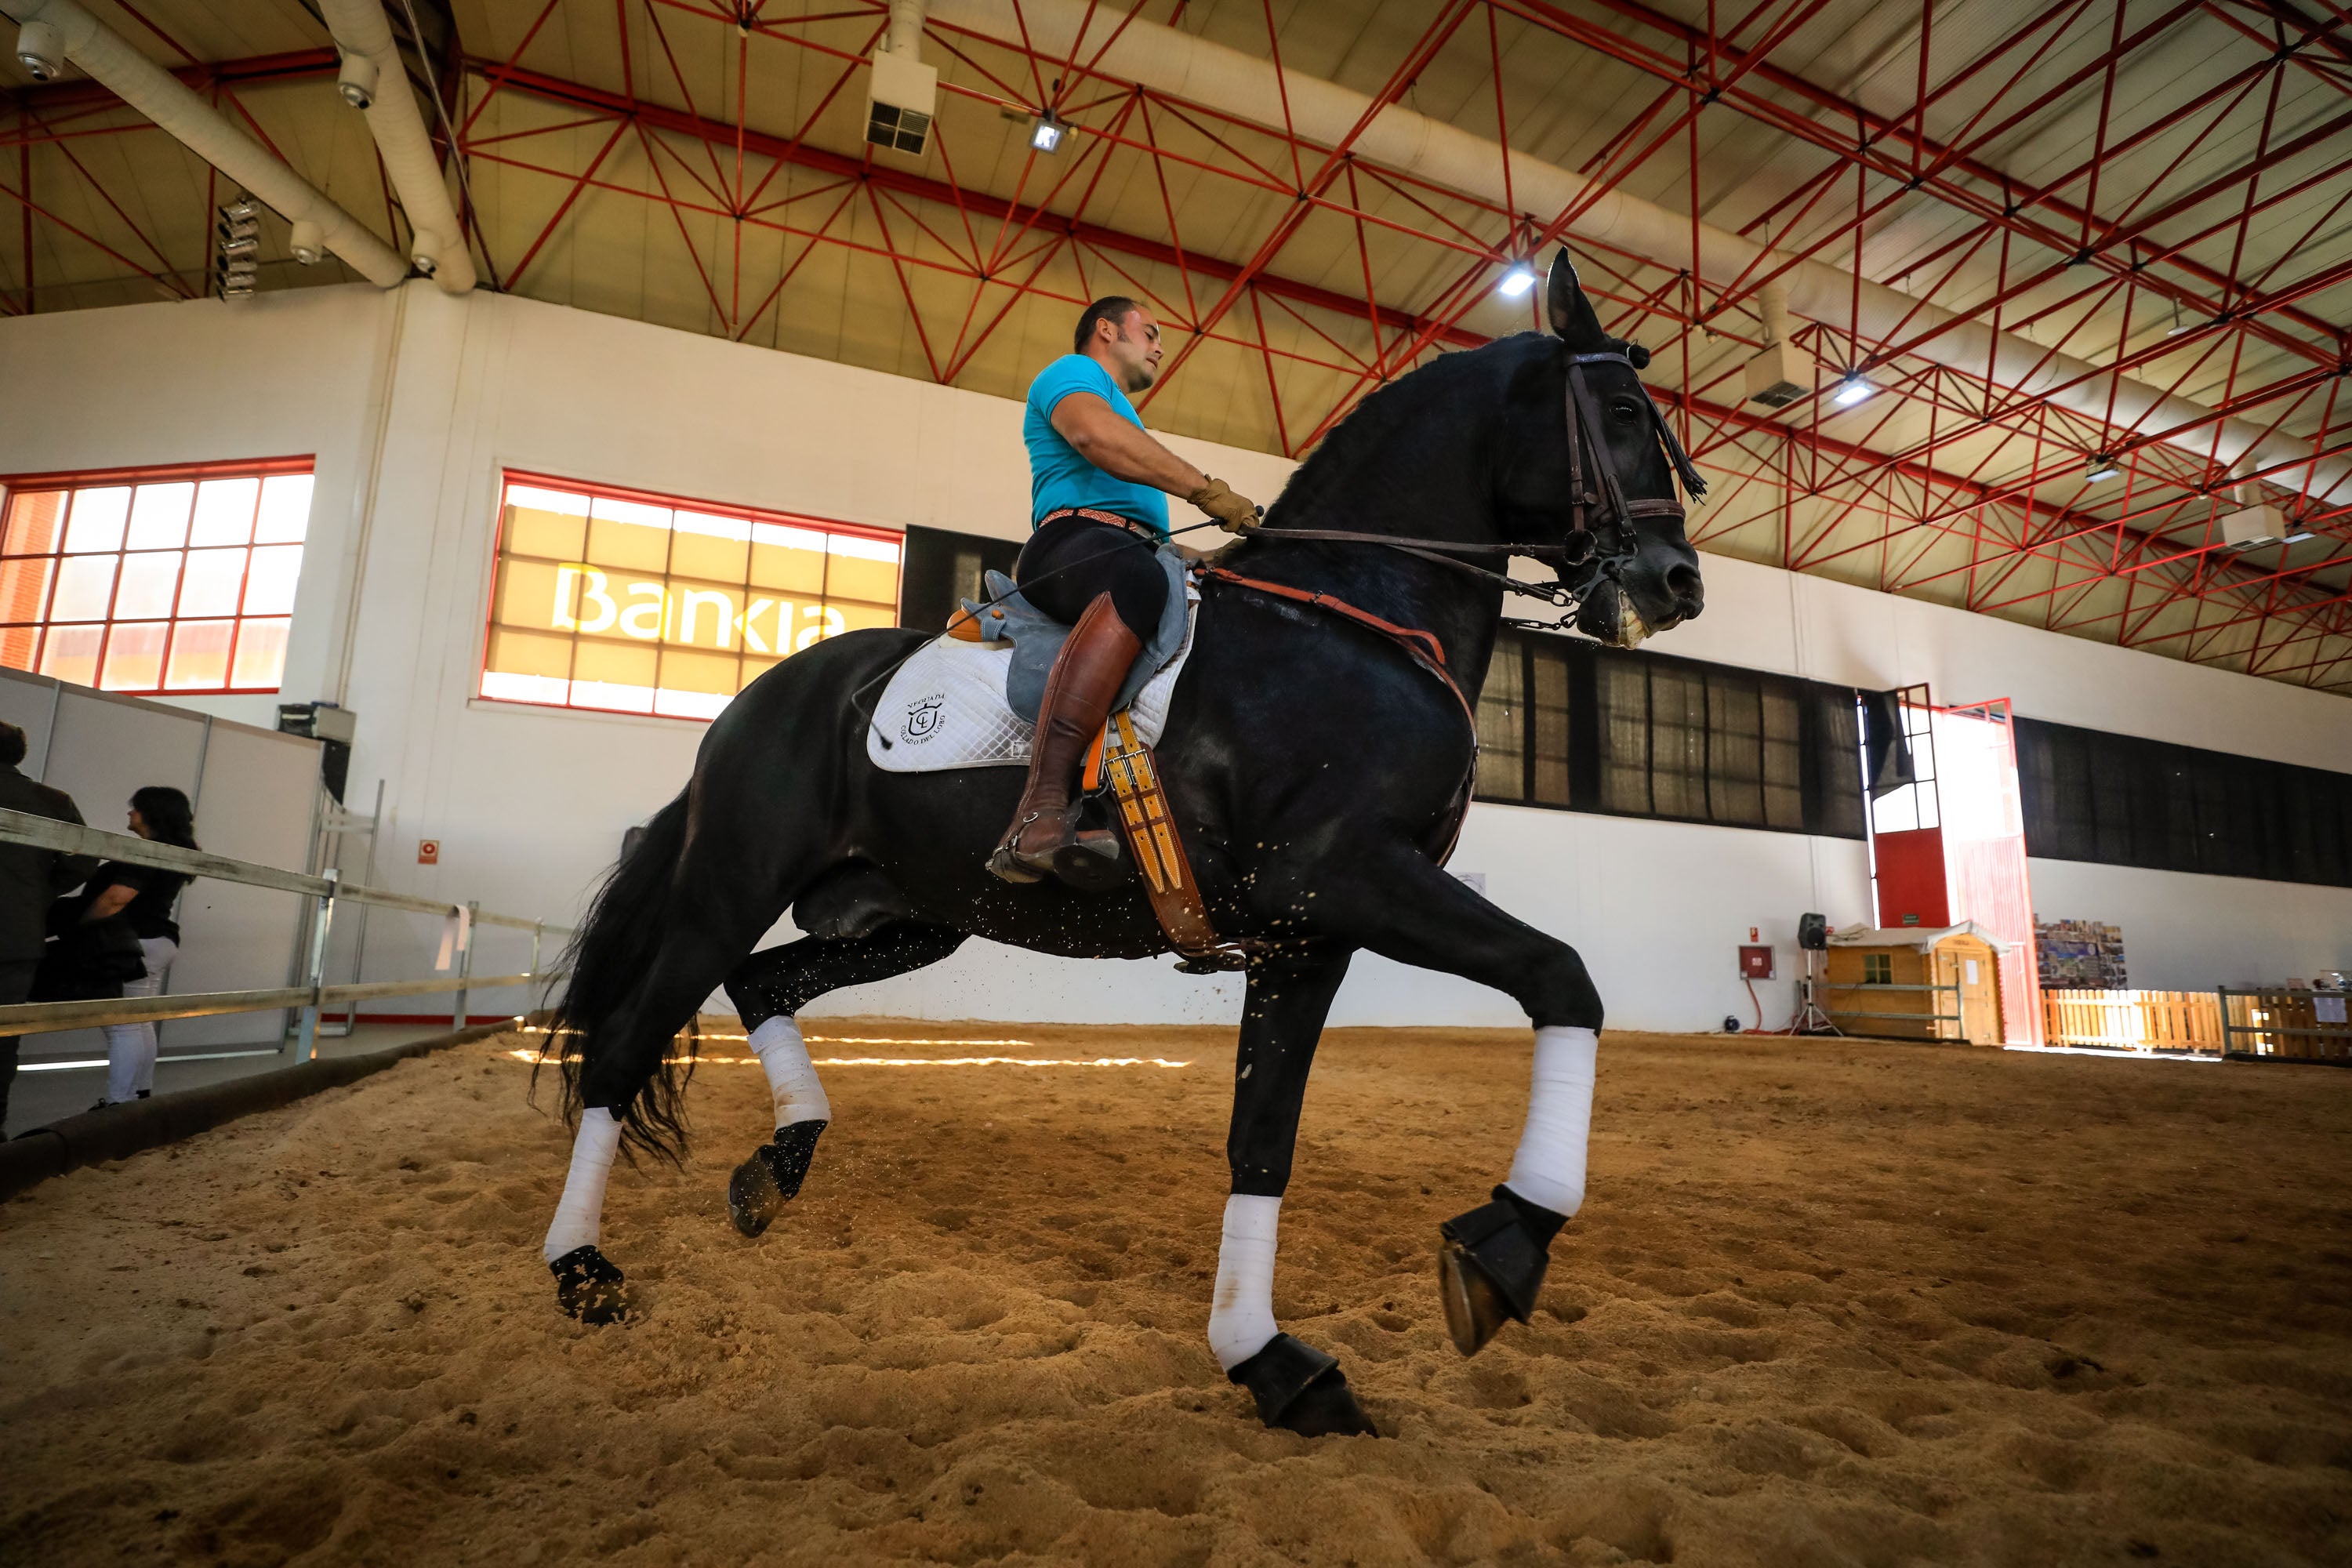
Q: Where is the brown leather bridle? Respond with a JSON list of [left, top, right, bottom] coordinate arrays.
[[1227, 348, 1705, 620]]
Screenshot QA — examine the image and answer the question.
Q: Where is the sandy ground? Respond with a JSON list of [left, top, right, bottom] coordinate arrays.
[[2, 1020, 2349, 1567]]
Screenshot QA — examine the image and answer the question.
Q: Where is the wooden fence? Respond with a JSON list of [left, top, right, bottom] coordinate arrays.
[[2041, 989, 2224, 1054]]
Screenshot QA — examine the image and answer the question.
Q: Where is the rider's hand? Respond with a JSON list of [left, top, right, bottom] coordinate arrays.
[[1188, 477, 1261, 534]]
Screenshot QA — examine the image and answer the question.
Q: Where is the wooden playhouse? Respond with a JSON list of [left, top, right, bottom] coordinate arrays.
[[1822, 922, 2012, 1045]]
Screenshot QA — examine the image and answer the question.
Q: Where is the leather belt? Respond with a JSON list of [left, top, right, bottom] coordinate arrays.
[[1035, 506, 1165, 545]]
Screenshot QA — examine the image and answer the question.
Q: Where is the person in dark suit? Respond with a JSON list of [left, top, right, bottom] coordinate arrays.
[[0, 719, 99, 1127]]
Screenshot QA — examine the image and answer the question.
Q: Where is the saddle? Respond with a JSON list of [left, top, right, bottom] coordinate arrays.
[[865, 553, 1477, 971]]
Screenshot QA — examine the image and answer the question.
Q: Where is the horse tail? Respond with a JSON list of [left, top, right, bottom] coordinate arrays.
[[535, 789, 701, 1163]]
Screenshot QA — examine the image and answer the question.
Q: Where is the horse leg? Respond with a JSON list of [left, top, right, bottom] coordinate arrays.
[[1212, 949, 1377, 1438], [1301, 844, 1602, 1359], [543, 906, 779, 1321], [720, 922, 968, 1237]]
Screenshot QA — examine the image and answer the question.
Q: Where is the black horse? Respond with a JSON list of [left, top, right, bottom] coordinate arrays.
[[539, 252, 1705, 1436]]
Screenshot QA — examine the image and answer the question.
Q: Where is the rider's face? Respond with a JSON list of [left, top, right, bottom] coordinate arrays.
[[1096, 308, 1164, 394]]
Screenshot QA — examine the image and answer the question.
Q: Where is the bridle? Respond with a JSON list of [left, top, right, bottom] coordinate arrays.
[[1227, 347, 1706, 625]]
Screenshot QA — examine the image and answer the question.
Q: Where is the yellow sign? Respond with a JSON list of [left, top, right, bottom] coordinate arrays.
[[480, 480, 899, 719]]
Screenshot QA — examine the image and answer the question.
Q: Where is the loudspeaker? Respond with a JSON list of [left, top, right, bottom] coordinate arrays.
[[1798, 912, 1828, 951]]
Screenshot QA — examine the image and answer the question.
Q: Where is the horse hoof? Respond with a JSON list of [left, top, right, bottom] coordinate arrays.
[[1438, 1235, 1512, 1357], [1276, 1367, 1378, 1438], [728, 1155, 782, 1238], [728, 1120, 827, 1239], [550, 1243, 630, 1325], [1436, 1189, 1556, 1357], [1228, 1333, 1378, 1437]]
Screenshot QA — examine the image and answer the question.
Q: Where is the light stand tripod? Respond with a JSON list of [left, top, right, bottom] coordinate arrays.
[[1791, 948, 1841, 1035]]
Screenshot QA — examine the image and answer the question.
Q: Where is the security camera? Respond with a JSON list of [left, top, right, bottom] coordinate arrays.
[[337, 51, 378, 111], [16, 20, 66, 82]]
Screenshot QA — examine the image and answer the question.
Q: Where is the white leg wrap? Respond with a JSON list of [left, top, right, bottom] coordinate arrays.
[[1207, 1193, 1282, 1372], [543, 1108, 622, 1263], [747, 1015, 830, 1127], [1504, 1025, 1598, 1218]]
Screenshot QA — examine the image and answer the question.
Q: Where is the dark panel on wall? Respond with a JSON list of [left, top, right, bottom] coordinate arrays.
[[897, 525, 1022, 633], [2016, 717, 2352, 887], [1472, 629, 1866, 841]]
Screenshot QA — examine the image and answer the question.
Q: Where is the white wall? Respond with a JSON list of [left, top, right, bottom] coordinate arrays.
[[3, 281, 2346, 1033]]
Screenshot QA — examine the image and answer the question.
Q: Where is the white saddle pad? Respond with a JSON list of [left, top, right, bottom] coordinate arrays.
[[866, 584, 1200, 772]]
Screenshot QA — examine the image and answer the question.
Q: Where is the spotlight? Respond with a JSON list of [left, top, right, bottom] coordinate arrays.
[[2085, 454, 2122, 482], [290, 220, 325, 266], [1497, 264, 1539, 298], [1832, 374, 1875, 408], [337, 50, 379, 111], [15, 18, 64, 82]]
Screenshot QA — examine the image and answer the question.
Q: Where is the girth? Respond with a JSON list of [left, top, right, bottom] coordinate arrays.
[[1090, 567, 1477, 971]]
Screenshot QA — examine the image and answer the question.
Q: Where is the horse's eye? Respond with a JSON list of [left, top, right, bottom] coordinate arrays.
[[1611, 399, 1642, 421]]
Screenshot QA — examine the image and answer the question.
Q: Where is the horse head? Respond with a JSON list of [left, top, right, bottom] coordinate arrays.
[[1511, 250, 1707, 648]]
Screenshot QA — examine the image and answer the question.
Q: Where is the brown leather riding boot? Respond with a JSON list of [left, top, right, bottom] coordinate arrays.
[[987, 592, 1142, 888]]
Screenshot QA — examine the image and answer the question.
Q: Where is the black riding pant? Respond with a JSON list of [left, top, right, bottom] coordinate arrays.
[[1014, 517, 1168, 641]]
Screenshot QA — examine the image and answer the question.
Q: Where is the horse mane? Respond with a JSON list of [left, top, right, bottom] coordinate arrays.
[[1267, 334, 1547, 528]]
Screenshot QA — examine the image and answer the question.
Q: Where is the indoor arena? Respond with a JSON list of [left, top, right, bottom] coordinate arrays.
[[2, 2, 2348, 1565]]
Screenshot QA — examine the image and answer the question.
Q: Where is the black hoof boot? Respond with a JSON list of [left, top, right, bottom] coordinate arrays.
[[550, 1243, 630, 1324], [1228, 1334, 1377, 1437], [1438, 1185, 1566, 1356], [728, 1119, 826, 1238]]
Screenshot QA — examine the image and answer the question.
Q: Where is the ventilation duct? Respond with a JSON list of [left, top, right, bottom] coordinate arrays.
[[1742, 283, 1813, 409], [7, 0, 406, 288], [929, 0, 2347, 506], [866, 0, 937, 157], [318, 0, 474, 294]]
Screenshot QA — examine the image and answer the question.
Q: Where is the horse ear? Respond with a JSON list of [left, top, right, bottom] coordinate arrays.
[[1546, 249, 1606, 347]]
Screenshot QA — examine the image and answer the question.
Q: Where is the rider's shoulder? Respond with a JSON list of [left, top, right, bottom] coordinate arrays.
[[1027, 353, 1114, 403]]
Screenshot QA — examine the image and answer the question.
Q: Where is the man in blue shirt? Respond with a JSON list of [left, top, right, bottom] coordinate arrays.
[[988, 296, 1261, 887]]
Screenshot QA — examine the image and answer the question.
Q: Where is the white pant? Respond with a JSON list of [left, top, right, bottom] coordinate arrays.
[[103, 936, 176, 1105]]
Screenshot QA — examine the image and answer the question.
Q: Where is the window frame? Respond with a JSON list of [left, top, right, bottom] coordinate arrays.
[[477, 469, 906, 723], [0, 454, 316, 698]]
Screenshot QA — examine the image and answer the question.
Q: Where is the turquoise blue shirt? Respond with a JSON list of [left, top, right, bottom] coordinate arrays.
[[1023, 354, 1171, 539]]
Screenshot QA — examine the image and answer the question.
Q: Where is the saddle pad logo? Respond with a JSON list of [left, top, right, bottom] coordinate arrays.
[[902, 693, 946, 743]]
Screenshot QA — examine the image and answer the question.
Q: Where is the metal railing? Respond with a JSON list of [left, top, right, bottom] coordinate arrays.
[[0, 807, 569, 1061]]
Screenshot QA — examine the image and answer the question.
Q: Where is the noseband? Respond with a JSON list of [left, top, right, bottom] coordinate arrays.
[[1229, 349, 1704, 620]]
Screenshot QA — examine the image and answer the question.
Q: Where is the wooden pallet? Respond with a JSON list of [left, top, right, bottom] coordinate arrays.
[[2041, 989, 2224, 1054]]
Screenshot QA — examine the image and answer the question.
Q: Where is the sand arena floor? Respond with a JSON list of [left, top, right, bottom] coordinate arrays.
[[2, 1020, 2349, 1566]]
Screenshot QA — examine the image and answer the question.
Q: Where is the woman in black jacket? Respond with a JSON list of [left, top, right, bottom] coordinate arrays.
[[89, 786, 196, 1108]]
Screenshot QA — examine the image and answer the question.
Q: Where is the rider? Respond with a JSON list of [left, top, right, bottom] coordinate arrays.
[[987, 296, 1261, 887]]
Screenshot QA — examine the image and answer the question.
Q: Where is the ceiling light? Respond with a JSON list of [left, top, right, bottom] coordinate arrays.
[[1497, 264, 1539, 297], [1832, 374, 1875, 408], [2282, 528, 2316, 543], [1029, 111, 1067, 154], [2085, 454, 2122, 482]]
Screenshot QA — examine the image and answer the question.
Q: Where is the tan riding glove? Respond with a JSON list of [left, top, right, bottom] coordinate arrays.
[[1188, 477, 1261, 534]]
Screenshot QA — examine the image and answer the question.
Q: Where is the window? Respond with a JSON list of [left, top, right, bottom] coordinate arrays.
[[481, 473, 902, 720], [2016, 717, 2352, 887], [1472, 628, 1866, 840], [0, 459, 312, 695], [1864, 952, 1892, 985]]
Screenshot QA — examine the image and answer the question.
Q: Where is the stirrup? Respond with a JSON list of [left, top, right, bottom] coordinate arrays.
[[986, 813, 1049, 884], [988, 809, 1127, 891]]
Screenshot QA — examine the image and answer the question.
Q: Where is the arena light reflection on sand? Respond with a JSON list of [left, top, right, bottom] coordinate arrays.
[[503, 1049, 1190, 1069], [514, 1024, 1044, 1047]]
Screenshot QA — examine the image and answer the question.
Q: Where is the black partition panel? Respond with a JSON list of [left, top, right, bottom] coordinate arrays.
[[2015, 716, 2352, 887], [1471, 629, 1867, 840]]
